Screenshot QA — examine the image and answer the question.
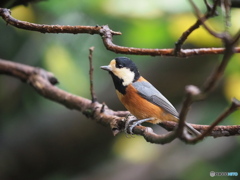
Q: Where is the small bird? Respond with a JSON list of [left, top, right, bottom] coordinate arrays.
[[101, 57, 199, 135]]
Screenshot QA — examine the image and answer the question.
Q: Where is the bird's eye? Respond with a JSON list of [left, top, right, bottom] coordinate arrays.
[[116, 63, 123, 68]]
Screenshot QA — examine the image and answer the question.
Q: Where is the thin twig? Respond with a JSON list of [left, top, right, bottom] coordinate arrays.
[[183, 98, 240, 144], [177, 85, 201, 138], [230, 30, 240, 47], [159, 122, 240, 137], [222, 0, 232, 29], [187, 0, 236, 95], [203, 45, 234, 94], [88, 46, 97, 103], [188, 0, 238, 95], [174, 0, 220, 55], [189, 0, 225, 39]]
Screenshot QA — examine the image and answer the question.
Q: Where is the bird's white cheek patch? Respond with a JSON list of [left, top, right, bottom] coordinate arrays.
[[114, 68, 135, 86]]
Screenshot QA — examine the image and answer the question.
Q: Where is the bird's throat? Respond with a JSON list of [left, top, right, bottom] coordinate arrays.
[[110, 72, 127, 94]]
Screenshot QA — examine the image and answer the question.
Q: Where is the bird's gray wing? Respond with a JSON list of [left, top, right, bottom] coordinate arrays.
[[132, 81, 179, 118]]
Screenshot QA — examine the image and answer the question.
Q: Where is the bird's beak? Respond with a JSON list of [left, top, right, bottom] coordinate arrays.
[[100, 65, 112, 72]]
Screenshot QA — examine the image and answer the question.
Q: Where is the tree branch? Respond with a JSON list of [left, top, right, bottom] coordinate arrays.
[[174, 0, 220, 55], [189, 0, 239, 96], [183, 98, 240, 144], [88, 46, 97, 103], [1, 8, 240, 57], [0, 8, 121, 35], [0, 58, 240, 145]]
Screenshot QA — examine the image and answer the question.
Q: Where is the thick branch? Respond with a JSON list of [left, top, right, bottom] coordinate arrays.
[[0, 58, 240, 145], [1, 8, 240, 57]]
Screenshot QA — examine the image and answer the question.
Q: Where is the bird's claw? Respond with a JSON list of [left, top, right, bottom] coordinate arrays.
[[125, 117, 154, 135], [125, 116, 139, 135], [127, 120, 142, 134]]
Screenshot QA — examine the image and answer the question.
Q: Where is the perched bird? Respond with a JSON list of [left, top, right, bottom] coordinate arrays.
[[101, 57, 199, 135]]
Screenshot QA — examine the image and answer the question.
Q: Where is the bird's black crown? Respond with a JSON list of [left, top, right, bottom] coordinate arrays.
[[115, 57, 140, 81]]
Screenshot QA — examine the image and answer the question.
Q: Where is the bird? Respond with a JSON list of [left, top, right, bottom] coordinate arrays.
[[100, 57, 199, 135]]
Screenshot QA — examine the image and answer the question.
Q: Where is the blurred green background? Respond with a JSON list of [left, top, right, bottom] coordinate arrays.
[[0, 0, 240, 180]]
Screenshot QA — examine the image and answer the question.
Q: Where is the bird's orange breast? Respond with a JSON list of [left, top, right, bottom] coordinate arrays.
[[116, 80, 178, 124]]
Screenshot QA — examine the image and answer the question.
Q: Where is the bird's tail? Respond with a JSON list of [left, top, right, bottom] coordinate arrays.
[[184, 122, 201, 136]]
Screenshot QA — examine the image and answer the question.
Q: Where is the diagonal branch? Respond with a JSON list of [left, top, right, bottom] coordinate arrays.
[[183, 98, 240, 144], [1, 8, 240, 57], [189, 0, 225, 39], [174, 0, 220, 55]]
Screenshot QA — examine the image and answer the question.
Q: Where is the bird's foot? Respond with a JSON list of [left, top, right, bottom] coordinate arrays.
[[124, 116, 138, 135], [125, 117, 154, 134]]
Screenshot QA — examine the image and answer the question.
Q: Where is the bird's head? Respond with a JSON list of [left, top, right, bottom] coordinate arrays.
[[101, 57, 140, 87]]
